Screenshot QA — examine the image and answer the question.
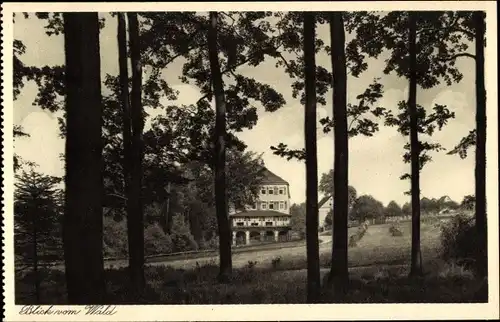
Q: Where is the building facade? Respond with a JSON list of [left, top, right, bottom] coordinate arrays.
[[229, 168, 292, 245], [318, 195, 332, 230]]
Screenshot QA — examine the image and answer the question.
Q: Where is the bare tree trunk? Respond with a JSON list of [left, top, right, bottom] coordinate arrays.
[[62, 12, 106, 304], [33, 217, 40, 303], [328, 12, 349, 296], [117, 11, 133, 230], [164, 182, 172, 234], [127, 12, 145, 293], [408, 12, 423, 277], [474, 11, 487, 279], [303, 11, 321, 303], [207, 11, 233, 282]]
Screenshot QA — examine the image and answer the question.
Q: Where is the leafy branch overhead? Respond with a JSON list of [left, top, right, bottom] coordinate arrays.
[[384, 101, 455, 193], [447, 129, 476, 159], [270, 79, 385, 161]]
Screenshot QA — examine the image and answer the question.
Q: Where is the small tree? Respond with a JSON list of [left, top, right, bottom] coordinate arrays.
[[461, 195, 475, 210], [290, 203, 306, 239], [14, 167, 63, 302]]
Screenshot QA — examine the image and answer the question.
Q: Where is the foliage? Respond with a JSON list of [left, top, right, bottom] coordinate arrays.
[[460, 195, 475, 210], [289, 203, 306, 239], [318, 170, 357, 207], [103, 216, 129, 258], [348, 224, 369, 247], [384, 101, 455, 193], [144, 224, 174, 256], [401, 202, 412, 216], [350, 195, 385, 222], [324, 209, 333, 228], [385, 200, 403, 218], [346, 11, 473, 88], [389, 223, 404, 237], [170, 214, 199, 253], [420, 197, 441, 214], [440, 214, 478, 272], [447, 130, 476, 159], [13, 125, 34, 173], [14, 166, 63, 300], [270, 80, 386, 160]]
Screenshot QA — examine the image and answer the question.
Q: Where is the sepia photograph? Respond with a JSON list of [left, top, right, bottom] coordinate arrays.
[[2, 1, 499, 321]]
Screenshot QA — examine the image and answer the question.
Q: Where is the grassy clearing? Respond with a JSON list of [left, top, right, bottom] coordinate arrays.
[[16, 221, 486, 304]]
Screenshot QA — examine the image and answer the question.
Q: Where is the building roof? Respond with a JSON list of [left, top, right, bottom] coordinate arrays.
[[230, 210, 292, 217], [318, 194, 332, 208], [259, 168, 289, 185]]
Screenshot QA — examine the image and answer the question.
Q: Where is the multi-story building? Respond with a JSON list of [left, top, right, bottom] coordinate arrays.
[[229, 168, 292, 245]]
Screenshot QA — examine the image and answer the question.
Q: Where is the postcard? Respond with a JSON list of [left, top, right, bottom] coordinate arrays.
[[2, 1, 499, 321]]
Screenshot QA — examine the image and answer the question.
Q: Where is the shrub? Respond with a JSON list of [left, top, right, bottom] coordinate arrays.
[[246, 261, 258, 269], [103, 217, 128, 258], [389, 223, 403, 237], [349, 224, 369, 247], [144, 224, 173, 256], [170, 214, 199, 252], [440, 213, 478, 271], [271, 256, 282, 269]]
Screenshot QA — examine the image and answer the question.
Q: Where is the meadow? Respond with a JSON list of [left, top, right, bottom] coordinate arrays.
[[16, 220, 486, 304]]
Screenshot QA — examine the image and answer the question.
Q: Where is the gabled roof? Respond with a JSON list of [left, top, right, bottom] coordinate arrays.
[[230, 210, 291, 217], [318, 194, 332, 208], [259, 168, 289, 185]]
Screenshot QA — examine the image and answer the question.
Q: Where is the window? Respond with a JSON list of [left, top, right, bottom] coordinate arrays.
[[274, 187, 279, 195], [261, 188, 266, 195], [251, 223, 258, 226], [237, 222, 244, 226], [279, 188, 284, 194], [266, 222, 273, 226], [268, 188, 274, 194], [279, 202, 284, 209], [269, 203, 274, 210], [283, 187, 287, 195], [251, 203, 257, 210], [261, 202, 267, 210]]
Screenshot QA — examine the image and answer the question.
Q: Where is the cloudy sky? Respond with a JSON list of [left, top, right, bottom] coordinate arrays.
[[13, 12, 477, 207]]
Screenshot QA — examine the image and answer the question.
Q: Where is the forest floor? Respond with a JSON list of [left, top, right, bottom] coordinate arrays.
[[16, 220, 487, 304]]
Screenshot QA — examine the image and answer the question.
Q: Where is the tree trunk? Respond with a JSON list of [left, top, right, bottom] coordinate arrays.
[[328, 12, 349, 296], [165, 182, 172, 234], [474, 11, 487, 279], [117, 11, 133, 233], [62, 12, 106, 304], [33, 217, 40, 303], [207, 11, 233, 282], [127, 12, 145, 293], [408, 12, 423, 277], [303, 12, 321, 303]]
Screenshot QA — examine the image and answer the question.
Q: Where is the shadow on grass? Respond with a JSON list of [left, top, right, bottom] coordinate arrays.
[[16, 259, 487, 305]]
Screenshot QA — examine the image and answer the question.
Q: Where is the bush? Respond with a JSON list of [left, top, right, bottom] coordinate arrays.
[[389, 223, 403, 237], [440, 213, 478, 271], [144, 224, 173, 256], [271, 256, 282, 269], [103, 217, 128, 258], [170, 214, 199, 253], [349, 224, 369, 247]]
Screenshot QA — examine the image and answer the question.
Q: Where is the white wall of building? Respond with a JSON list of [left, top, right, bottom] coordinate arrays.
[[232, 216, 291, 228]]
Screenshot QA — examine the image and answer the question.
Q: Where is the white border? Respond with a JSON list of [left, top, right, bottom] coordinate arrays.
[[2, 2, 499, 321]]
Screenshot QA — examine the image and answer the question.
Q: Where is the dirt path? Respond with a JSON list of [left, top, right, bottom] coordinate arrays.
[[106, 234, 333, 270]]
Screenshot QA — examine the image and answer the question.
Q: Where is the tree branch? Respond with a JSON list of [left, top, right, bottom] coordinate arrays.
[[438, 52, 476, 62]]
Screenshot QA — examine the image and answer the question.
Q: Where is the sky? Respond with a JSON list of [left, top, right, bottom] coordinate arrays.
[[13, 12, 477, 207]]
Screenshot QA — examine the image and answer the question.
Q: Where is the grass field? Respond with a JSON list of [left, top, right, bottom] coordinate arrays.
[[17, 219, 487, 304]]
